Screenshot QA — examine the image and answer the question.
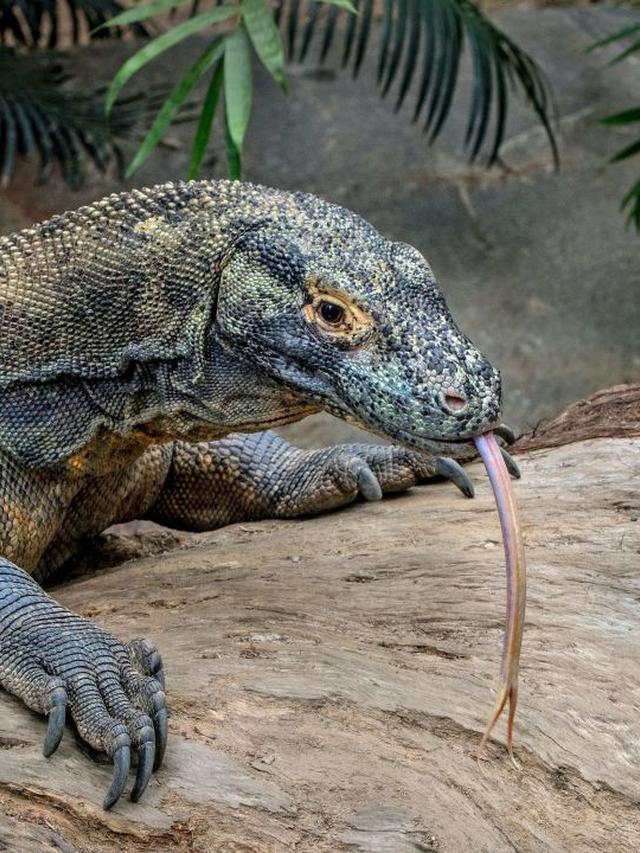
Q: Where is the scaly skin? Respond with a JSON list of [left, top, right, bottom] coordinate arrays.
[[0, 179, 510, 809]]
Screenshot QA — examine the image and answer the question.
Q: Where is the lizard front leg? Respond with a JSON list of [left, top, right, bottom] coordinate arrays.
[[145, 432, 475, 531], [0, 455, 168, 809], [0, 559, 167, 808]]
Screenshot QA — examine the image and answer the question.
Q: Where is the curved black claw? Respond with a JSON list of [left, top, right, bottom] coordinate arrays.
[[153, 707, 168, 771], [131, 739, 155, 802], [43, 692, 67, 757], [147, 651, 165, 690], [357, 465, 383, 501], [436, 457, 475, 499], [494, 424, 517, 445], [500, 448, 521, 479], [103, 741, 131, 810]]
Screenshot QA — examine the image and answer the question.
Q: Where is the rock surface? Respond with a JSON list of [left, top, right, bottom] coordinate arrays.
[[0, 393, 638, 851]]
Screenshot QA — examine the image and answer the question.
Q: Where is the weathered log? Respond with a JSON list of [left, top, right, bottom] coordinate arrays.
[[514, 383, 640, 451], [0, 390, 638, 851]]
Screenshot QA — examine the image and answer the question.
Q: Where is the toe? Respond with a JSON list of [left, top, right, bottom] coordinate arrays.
[[43, 683, 68, 757], [0, 642, 70, 756], [127, 638, 165, 689], [500, 448, 521, 479], [347, 445, 424, 494], [120, 666, 168, 770], [355, 463, 383, 501], [152, 705, 168, 770], [435, 457, 475, 498], [495, 424, 517, 445], [98, 671, 159, 801], [131, 734, 155, 802], [103, 731, 131, 810], [68, 676, 135, 808]]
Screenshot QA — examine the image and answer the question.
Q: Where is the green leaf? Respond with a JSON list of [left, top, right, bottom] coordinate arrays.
[[125, 38, 225, 177], [224, 25, 253, 153], [395, 0, 420, 109], [471, 25, 495, 160], [377, 0, 393, 83], [95, 0, 191, 33], [224, 107, 242, 179], [608, 37, 640, 66], [425, 1, 460, 141], [318, 0, 356, 12], [320, 4, 339, 62], [588, 23, 640, 51], [188, 59, 225, 179], [413, 0, 437, 120], [354, 0, 373, 76], [299, 1, 319, 62], [0, 98, 17, 187], [106, 5, 238, 114], [0, 48, 172, 188], [621, 178, 640, 231], [600, 106, 640, 126], [382, 0, 406, 95], [242, 0, 286, 89], [486, 38, 507, 163], [270, 0, 557, 166], [609, 136, 640, 164], [287, 0, 301, 58], [341, 0, 358, 67]]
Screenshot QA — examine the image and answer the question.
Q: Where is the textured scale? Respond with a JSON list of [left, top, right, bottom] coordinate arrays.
[[0, 184, 220, 386], [0, 181, 379, 387], [0, 180, 500, 469], [0, 179, 508, 809]]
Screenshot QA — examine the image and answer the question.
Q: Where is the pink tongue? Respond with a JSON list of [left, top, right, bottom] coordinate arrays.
[[473, 431, 527, 763]]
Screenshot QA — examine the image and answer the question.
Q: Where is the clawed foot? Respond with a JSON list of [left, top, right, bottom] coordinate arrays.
[[290, 421, 520, 514], [494, 423, 521, 480], [279, 443, 477, 516], [0, 563, 167, 809]]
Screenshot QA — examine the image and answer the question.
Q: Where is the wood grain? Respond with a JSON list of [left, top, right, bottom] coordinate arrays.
[[0, 430, 638, 851]]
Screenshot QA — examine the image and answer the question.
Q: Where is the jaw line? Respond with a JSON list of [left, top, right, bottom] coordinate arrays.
[[316, 399, 480, 457], [243, 342, 490, 456]]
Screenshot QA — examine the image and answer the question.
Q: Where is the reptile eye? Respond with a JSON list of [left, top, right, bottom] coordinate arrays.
[[318, 301, 345, 326]]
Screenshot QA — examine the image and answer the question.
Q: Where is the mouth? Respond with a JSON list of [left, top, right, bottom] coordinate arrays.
[[248, 341, 504, 450], [433, 435, 477, 445], [324, 398, 503, 458], [369, 418, 506, 455], [410, 420, 512, 448]]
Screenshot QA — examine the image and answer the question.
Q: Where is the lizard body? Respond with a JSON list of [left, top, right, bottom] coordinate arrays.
[[0, 179, 505, 808]]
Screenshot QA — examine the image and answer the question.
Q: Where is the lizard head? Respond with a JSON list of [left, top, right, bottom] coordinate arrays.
[[215, 193, 501, 457]]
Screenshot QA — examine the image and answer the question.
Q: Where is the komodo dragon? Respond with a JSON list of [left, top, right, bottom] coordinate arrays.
[[0, 179, 516, 809]]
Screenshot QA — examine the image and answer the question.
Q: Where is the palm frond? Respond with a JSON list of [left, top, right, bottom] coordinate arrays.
[[0, 0, 148, 47], [591, 14, 640, 232], [280, 0, 558, 166], [0, 48, 166, 187], [621, 178, 640, 230]]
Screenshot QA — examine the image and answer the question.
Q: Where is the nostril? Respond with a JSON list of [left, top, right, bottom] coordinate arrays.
[[443, 388, 468, 412]]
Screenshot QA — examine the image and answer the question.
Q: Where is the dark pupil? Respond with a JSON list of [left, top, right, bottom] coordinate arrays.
[[319, 301, 344, 325]]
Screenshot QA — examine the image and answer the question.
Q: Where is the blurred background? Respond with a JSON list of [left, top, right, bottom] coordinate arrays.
[[1, 0, 638, 446]]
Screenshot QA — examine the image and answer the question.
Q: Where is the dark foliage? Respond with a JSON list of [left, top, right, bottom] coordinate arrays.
[[0, 48, 165, 186]]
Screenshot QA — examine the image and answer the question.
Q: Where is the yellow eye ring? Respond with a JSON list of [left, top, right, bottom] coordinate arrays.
[[303, 283, 374, 344]]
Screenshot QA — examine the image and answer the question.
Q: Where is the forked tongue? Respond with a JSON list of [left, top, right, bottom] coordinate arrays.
[[473, 431, 526, 765]]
